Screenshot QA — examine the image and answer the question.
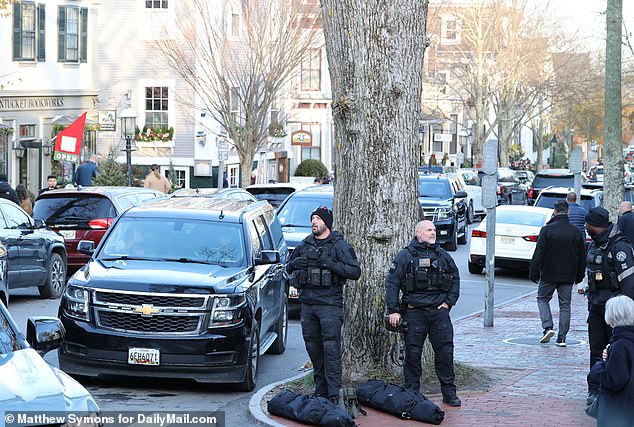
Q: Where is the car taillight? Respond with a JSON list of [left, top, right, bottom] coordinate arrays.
[[88, 218, 114, 229], [497, 186, 502, 195], [472, 230, 486, 238], [523, 235, 539, 242], [528, 188, 534, 199]]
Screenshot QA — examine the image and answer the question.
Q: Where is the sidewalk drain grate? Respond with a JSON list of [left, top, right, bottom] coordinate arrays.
[[502, 337, 586, 347]]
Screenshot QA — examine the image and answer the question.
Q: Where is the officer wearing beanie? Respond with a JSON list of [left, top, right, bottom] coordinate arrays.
[[286, 206, 361, 402], [584, 206, 634, 408], [385, 220, 462, 407]]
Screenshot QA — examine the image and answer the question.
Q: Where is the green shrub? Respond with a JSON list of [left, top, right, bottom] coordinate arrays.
[[93, 146, 126, 186], [295, 159, 328, 178]]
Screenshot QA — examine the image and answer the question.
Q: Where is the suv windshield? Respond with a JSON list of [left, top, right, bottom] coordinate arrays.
[[418, 178, 451, 198], [532, 175, 574, 189], [33, 196, 115, 224], [99, 217, 245, 267], [277, 197, 332, 227]]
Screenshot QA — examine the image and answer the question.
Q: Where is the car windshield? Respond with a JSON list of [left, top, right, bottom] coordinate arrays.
[[418, 178, 451, 198], [498, 169, 518, 183], [277, 197, 333, 227], [98, 217, 245, 267], [536, 194, 597, 210], [495, 210, 549, 227], [532, 176, 574, 189], [33, 196, 115, 223], [248, 188, 296, 208]]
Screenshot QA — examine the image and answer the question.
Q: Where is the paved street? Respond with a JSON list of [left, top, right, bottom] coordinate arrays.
[[7, 221, 541, 425]]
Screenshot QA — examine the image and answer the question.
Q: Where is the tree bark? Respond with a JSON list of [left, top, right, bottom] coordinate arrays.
[[604, 0, 623, 220], [320, 0, 429, 381]]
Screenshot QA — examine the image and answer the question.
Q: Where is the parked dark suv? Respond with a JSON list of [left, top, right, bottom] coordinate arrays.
[[528, 169, 581, 205], [58, 197, 288, 391], [418, 174, 468, 251], [0, 199, 66, 298], [33, 187, 166, 274]]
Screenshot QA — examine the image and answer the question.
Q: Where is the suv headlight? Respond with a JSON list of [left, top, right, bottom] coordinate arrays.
[[208, 293, 246, 328], [437, 207, 453, 220], [63, 285, 90, 321]]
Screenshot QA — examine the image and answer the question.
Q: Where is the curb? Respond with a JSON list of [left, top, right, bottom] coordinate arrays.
[[249, 289, 539, 426], [249, 369, 312, 427]]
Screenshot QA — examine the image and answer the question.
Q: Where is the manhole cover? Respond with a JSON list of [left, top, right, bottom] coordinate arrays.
[[503, 337, 586, 346]]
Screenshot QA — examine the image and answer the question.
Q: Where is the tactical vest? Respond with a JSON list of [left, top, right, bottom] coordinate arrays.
[[290, 242, 334, 289], [402, 246, 452, 293], [586, 235, 627, 293]]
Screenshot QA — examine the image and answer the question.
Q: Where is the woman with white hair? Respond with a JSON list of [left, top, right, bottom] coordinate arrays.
[[589, 295, 634, 426]]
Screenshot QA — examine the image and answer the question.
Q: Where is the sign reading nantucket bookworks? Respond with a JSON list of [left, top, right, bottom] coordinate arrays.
[[0, 97, 65, 111], [291, 130, 312, 146]]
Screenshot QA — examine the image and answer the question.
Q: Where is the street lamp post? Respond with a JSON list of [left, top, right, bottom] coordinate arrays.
[[120, 99, 137, 187], [550, 134, 557, 168]]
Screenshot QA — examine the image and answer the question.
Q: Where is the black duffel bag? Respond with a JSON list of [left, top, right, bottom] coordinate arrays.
[[356, 379, 445, 425], [267, 389, 355, 427]]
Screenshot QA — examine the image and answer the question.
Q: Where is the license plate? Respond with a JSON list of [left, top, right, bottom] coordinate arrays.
[[501, 236, 515, 243], [58, 230, 76, 240], [128, 348, 160, 365]]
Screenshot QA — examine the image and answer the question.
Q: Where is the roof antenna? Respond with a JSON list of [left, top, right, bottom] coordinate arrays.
[[219, 209, 225, 219]]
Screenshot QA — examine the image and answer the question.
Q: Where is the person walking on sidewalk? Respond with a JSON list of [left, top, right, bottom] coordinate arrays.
[[584, 207, 634, 407], [286, 206, 361, 403], [530, 200, 586, 347], [73, 154, 98, 187], [567, 191, 588, 237], [143, 164, 171, 193], [385, 220, 462, 407], [589, 295, 634, 427], [617, 201, 634, 245]]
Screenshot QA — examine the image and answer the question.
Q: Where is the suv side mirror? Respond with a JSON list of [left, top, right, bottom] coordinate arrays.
[[33, 219, 46, 228], [455, 190, 468, 199], [256, 250, 280, 265], [26, 316, 65, 355], [77, 240, 95, 256]]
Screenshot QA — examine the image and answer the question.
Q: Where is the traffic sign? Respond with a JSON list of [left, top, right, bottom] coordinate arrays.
[[482, 140, 498, 174], [481, 174, 498, 208], [570, 147, 583, 173]]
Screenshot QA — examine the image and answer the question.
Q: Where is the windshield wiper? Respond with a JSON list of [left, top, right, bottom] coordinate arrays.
[[162, 257, 216, 265], [101, 256, 158, 261], [52, 216, 91, 223], [281, 224, 307, 228]]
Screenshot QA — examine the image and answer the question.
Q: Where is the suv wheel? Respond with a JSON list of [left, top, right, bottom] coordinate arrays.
[[458, 223, 467, 245], [468, 261, 483, 274], [238, 320, 260, 392], [268, 298, 288, 355], [467, 201, 474, 224], [39, 253, 66, 299]]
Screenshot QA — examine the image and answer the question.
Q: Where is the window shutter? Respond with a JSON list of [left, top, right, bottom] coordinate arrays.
[[58, 6, 66, 61], [80, 8, 87, 63], [13, 2, 22, 60], [38, 4, 46, 61]]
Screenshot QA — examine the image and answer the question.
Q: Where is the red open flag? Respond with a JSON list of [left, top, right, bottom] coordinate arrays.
[[52, 112, 86, 163]]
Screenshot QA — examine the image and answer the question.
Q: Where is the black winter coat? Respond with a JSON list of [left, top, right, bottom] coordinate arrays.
[[617, 211, 634, 247], [286, 231, 360, 307], [590, 325, 634, 427], [0, 181, 18, 205], [529, 214, 586, 284], [385, 238, 460, 313]]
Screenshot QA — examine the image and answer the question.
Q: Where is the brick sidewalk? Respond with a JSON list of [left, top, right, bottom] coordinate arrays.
[[265, 291, 596, 426]]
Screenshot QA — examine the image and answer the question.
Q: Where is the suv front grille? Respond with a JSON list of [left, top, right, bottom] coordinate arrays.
[[92, 289, 209, 335], [96, 311, 200, 333], [94, 291, 206, 308], [422, 208, 445, 222]]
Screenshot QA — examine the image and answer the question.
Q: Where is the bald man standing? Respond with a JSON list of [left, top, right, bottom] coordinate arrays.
[[385, 220, 462, 407], [617, 201, 634, 245]]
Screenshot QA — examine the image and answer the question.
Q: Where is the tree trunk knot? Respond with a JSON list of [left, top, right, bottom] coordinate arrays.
[[369, 226, 393, 242], [392, 82, 406, 96], [332, 94, 354, 117]]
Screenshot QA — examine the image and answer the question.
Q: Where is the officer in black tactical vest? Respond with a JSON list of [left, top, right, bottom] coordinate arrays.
[[386, 220, 461, 407], [286, 206, 361, 402], [583, 207, 634, 408]]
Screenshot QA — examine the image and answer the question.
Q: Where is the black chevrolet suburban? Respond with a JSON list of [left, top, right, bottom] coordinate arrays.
[[58, 197, 288, 391], [418, 174, 468, 251]]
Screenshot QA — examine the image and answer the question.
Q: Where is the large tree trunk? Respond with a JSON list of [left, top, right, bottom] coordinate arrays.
[[320, 0, 429, 381], [604, 0, 623, 221]]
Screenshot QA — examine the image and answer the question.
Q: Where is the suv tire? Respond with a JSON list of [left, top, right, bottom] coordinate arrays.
[[268, 298, 288, 355], [468, 261, 483, 274], [458, 224, 467, 245], [467, 201, 474, 224], [39, 253, 66, 299], [238, 320, 260, 392]]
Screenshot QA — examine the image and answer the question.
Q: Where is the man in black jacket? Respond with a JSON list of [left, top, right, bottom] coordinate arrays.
[[286, 206, 361, 402], [617, 201, 634, 245], [0, 174, 18, 205], [530, 201, 586, 347], [385, 220, 461, 407]]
